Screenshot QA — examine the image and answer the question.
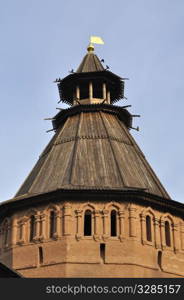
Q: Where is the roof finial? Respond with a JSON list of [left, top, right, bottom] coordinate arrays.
[[87, 43, 94, 53], [87, 36, 104, 53]]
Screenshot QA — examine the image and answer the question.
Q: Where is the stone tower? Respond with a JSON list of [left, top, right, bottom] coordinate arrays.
[[0, 44, 184, 277]]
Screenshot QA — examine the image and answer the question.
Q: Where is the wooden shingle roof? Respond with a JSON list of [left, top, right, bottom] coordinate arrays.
[[14, 105, 170, 199], [76, 52, 105, 73]]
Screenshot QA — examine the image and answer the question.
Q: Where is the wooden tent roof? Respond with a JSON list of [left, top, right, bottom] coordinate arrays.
[[76, 51, 105, 73], [14, 105, 170, 199]]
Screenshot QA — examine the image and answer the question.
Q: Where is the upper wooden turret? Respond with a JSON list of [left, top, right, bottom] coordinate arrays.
[[56, 45, 125, 105]]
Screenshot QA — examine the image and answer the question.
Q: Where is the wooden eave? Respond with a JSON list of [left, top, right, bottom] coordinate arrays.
[[0, 189, 184, 219], [52, 103, 132, 130]]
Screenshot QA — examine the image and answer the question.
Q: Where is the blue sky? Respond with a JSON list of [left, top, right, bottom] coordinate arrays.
[[0, 0, 184, 203]]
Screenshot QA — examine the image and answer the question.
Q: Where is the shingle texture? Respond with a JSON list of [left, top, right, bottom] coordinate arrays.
[[15, 108, 170, 199], [76, 52, 105, 73]]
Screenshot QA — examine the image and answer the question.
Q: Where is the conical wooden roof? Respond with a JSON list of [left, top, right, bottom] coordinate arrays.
[[15, 105, 170, 199], [76, 51, 105, 73]]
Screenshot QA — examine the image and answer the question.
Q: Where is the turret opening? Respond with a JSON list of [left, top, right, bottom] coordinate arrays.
[[72, 77, 109, 105], [93, 82, 103, 99], [79, 83, 89, 100]]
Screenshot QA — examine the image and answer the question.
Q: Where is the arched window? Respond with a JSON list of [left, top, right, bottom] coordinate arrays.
[[111, 210, 117, 237], [30, 215, 35, 242], [146, 215, 152, 241], [84, 210, 92, 236], [50, 211, 55, 238], [165, 221, 171, 246]]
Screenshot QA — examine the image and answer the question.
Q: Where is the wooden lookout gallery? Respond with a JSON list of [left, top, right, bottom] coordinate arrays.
[[0, 42, 184, 278]]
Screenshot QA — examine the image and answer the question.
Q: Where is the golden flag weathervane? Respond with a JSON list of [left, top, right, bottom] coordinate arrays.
[[87, 36, 104, 52], [90, 36, 104, 44]]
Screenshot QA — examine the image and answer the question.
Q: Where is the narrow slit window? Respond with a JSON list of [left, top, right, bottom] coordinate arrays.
[[100, 243, 105, 263], [165, 221, 171, 246], [146, 215, 152, 241], [39, 246, 43, 265], [111, 210, 117, 237], [19, 223, 23, 240], [84, 210, 92, 236], [30, 215, 35, 242], [4, 223, 8, 246], [158, 251, 162, 269], [50, 211, 55, 238]]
